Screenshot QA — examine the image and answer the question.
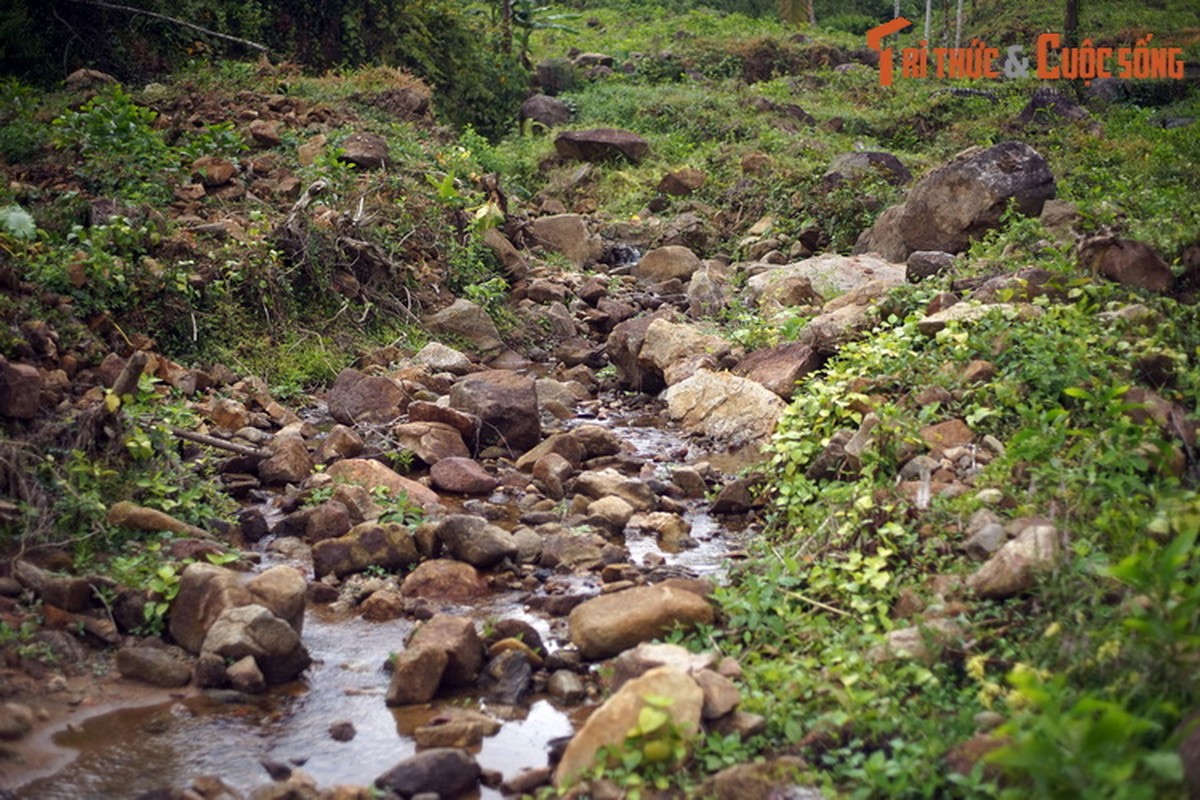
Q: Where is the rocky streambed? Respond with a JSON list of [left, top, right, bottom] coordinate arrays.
[[7, 395, 765, 799]]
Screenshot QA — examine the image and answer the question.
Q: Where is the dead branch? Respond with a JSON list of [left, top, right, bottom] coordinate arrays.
[[66, 0, 270, 54], [168, 426, 268, 459]]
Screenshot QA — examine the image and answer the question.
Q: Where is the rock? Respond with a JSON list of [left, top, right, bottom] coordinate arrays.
[[449, 370, 541, 454], [568, 584, 715, 660], [1079, 236, 1174, 293], [1015, 87, 1089, 126], [303, 500, 352, 543], [872, 618, 964, 664], [325, 458, 441, 508], [245, 566, 306, 634], [664, 369, 785, 446], [12, 559, 93, 613], [688, 263, 732, 316], [0, 702, 34, 741], [528, 214, 601, 268], [414, 708, 501, 748], [968, 524, 1062, 598], [327, 368, 410, 425], [638, 319, 732, 386], [574, 468, 656, 511], [338, 132, 389, 169], [711, 476, 763, 514], [801, 278, 907, 355], [413, 341, 474, 375], [521, 94, 572, 127], [920, 419, 974, 451], [635, 245, 702, 283], [747, 253, 904, 304], [115, 646, 192, 687], [555, 128, 650, 163], [916, 301, 1041, 336], [548, 670, 587, 704], [824, 151, 911, 186], [692, 668, 741, 719], [423, 299, 504, 353], [400, 559, 489, 603], [408, 401, 479, 442], [658, 167, 707, 196], [733, 342, 822, 399], [435, 514, 518, 569], [515, 432, 585, 471], [386, 646, 449, 706], [964, 523, 1007, 560], [0, 359, 42, 419], [607, 642, 715, 691], [533, 453, 573, 499], [429, 457, 498, 494], [408, 614, 483, 687], [554, 666, 704, 788], [191, 156, 236, 187], [698, 757, 814, 800], [65, 68, 117, 89], [573, 424, 623, 459], [854, 141, 1056, 261], [248, 119, 282, 147], [201, 604, 311, 684], [485, 649, 534, 704], [588, 495, 635, 532], [906, 250, 957, 282], [632, 512, 692, 546], [539, 529, 611, 571], [606, 310, 674, 393], [375, 748, 481, 798], [317, 424, 364, 462], [257, 437, 313, 485], [227, 655, 267, 694], [311, 521, 420, 579], [535, 57, 576, 94], [391, 421, 469, 465], [360, 589, 406, 621], [169, 563, 252, 654]]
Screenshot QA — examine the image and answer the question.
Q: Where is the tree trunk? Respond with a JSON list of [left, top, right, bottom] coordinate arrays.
[[1064, 0, 1079, 47], [955, 0, 963, 48], [501, 0, 512, 54], [924, 0, 932, 42]]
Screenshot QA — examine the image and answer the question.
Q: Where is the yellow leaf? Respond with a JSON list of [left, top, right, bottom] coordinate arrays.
[[104, 392, 121, 413]]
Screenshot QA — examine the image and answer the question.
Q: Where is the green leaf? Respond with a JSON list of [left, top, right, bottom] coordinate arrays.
[[1141, 751, 1183, 782], [636, 705, 669, 735]]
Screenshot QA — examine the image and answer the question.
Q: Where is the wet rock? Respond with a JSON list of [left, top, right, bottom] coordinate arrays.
[[423, 298, 504, 353], [588, 495, 635, 532], [386, 646, 449, 706], [555, 128, 650, 163], [502, 767, 553, 796], [1079, 236, 1174, 293], [485, 649, 534, 704], [733, 342, 822, 400], [968, 523, 1062, 598], [548, 669, 587, 704], [414, 708, 501, 748], [854, 141, 1056, 261], [435, 514, 518, 569], [329, 720, 356, 742], [639, 319, 732, 386], [327, 368, 410, 425], [568, 584, 715, 660], [375, 748, 481, 798], [670, 466, 708, 499], [574, 468, 656, 511], [573, 424, 624, 459], [555, 666, 703, 788], [311, 521, 420, 579], [711, 476, 764, 514], [325, 458, 441, 508], [170, 563, 251, 653], [0, 702, 34, 741], [408, 614, 483, 687], [635, 245, 702, 283], [449, 370, 541, 455], [227, 654, 266, 694], [201, 604, 311, 684], [391, 421, 470, 465], [698, 757, 814, 800], [664, 369, 785, 446], [360, 589, 406, 622], [538, 528, 611, 571], [429, 457, 499, 495], [632, 511, 692, 546], [115, 646, 192, 687], [338, 132, 389, 169], [400, 559, 489, 603]]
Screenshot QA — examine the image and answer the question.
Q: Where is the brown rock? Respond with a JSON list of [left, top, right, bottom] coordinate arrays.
[[407, 614, 483, 687], [698, 757, 810, 800], [515, 432, 585, 471], [115, 647, 192, 687], [920, 419, 974, 451], [634, 245, 702, 283], [408, 401, 479, 441], [258, 437, 313, 484], [107, 501, 206, 537], [386, 646, 448, 706], [338, 132, 389, 169], [317, 424, 364, 462], [0, 359, 42, 419], [327, 368, 410, 425], [554, 128, 650, 163], [429, 457, 499, 494], [1080, 236, 1174, 293], [325, 458, 441, 508], [391, 421, 469, 465], [310, 521, 420, 579], [568, 584, 715, 660], [13, 560, 91, 613], [191, 156, 236, 187], [733, 342, 823, 399], [448, 370, 541, 454], [400, 559, 489, 603], [248, 119, 282, 147], [657, 168, 707, 196]]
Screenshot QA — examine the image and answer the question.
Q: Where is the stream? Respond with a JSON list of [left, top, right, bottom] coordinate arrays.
[[13, 402, 756, 799]]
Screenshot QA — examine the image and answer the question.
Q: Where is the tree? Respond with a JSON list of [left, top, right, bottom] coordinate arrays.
[[1064, 0, 1079, 47]]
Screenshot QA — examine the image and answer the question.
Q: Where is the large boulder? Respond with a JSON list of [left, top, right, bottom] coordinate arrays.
[[326, 368, 410, 425], [407, 614, 483, 687], [664, 369, 785, 446], [448, 370, 541, 454], [169, 563, 251, 654], [422, 298, 504, 353], [554, 666, 704, 788], [635, 245, 702, 283], [527, 214, 602, 268], [400, 559, 490, 603], [555, 128, 650, 163], [854, 141, 1056, 261], [386, 647, 448, 706], [747, 253, 905, 304], [115, 647, 192, 688], [605, 310, 675, 393], [257, 436, 313, 485], [733, 342, 823, 399], [375, 748, 481, 798], [200, 604, 311, 684], [311, 521, 420, 579], [521, 94, 572, 127], [390, 421, 469, 464], [568, 584, 715, 661], [638, 319, 732, 386], [324, 458, 442, 508]]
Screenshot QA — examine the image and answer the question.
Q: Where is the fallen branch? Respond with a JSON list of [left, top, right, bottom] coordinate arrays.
[[169, 426, 269, 459], [67, 0, 270, 54]]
